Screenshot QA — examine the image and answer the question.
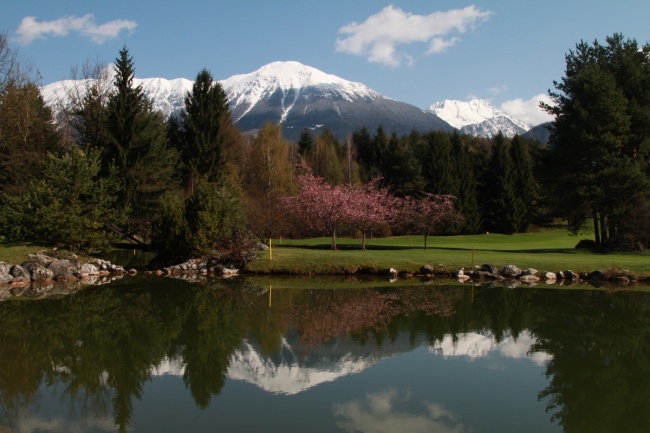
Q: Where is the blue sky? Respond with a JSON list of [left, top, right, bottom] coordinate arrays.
[[3, 0, 650, 124]]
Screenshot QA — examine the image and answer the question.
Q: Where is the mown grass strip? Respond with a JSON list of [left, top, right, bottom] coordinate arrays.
[[249, 232, 650, 276]]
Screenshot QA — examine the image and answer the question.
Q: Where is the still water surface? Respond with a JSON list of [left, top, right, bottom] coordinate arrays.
[[1, 276, 649, 433]]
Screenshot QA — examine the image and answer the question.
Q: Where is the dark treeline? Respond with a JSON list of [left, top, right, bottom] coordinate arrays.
[[1, 33, 650, 258]]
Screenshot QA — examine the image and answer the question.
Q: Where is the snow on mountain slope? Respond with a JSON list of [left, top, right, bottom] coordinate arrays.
[[221, 61, 382, 123], [137, 77, 194, 118], [427, 99, 531, 138], [40, 74, 194, 119]]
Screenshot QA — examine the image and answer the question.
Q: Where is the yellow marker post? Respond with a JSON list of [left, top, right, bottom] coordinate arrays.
[[269, 238, 273, 261]]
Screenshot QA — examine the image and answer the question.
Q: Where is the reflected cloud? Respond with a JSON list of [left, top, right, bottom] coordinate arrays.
[[334, 389, 465, 433], [430, 331, 552, 366]]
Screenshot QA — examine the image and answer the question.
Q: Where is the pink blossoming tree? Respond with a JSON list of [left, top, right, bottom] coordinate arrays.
[[281, 162, 463, 250], [344, 179, 400, 249], [280, 162, 348, 249], [398, 194, 463, 249]]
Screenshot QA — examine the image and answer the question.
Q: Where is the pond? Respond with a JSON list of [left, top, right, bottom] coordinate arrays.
[[0, 275, 649, 433]]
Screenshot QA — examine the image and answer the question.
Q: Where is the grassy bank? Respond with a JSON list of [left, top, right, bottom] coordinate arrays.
[[246, 230, 650, 277], [0, 240, 50, 265], [4, 230, 650, 278]]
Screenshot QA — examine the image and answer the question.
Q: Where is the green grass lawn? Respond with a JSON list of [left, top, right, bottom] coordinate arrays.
[[248, 230, 650, 276], [0, 239, 50, 265]]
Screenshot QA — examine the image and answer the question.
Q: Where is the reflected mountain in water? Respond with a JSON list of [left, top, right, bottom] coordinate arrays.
[[151, 329, 552, 395]]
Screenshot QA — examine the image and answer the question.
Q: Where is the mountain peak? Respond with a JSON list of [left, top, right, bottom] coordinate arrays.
[[427, 98, 531, 138], [224, 60, 359, 90], [221, 61, 381, 122]]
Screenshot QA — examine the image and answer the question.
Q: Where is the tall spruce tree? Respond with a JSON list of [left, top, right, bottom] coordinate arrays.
[[297, 128, 313, 155], [421, 131, 457, 195], [179, 68, 231, 192], [381, 132, 425, 197], [104, 46, 177, 219], [451, 131, 482, 233], [510, 135, 539, 232], [482, 132, 522, 233]]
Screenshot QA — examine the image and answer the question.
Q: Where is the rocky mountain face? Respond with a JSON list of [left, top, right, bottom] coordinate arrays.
[[41, 62, 544, 142]]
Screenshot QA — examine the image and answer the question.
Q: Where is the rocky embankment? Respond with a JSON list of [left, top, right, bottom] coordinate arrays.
[[0, 253, 243, 300], [0, 252, 130, 300], [416, 263, 640, 287]]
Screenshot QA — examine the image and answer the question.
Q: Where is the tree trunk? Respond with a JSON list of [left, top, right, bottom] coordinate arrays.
[[600, 213, 608, 244], [362, 231, 367, 250], [593, 210, 601, 247], [331, 228, 337, 250], [424, 233, 429, 250]]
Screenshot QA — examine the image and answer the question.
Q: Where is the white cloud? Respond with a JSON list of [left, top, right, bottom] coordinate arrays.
[[500, 93, 555, 126], [15, 14, 137, 45], [336, 5, 492, 67]]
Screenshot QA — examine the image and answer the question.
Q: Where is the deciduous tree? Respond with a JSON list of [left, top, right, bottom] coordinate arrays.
[[398, 194, 462, 249], [344, 179, 399, 249], [280, 162, 348, 249]]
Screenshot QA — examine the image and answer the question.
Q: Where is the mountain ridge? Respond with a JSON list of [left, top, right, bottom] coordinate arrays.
[[41, 61, 541, 141]]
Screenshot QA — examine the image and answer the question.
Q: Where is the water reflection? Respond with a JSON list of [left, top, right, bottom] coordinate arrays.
[[0, 277, 649, 432], [333, 389, 465, 433]]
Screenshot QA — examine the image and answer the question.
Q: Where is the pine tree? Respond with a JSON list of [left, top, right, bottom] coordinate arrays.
[[421, 131, 457, 195], [451, 131, 482, 233], [510, 135, 539, 232], [104, 46, 178, 219], [297, 128, 313, 155], [0, 149, 125, 253], [482, 132, 521, 233], [380, 132, 425, 197], [179, 68, 231, 191]]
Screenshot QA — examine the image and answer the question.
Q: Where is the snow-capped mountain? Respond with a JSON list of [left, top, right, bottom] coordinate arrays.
[[41, 61, 452, 141], [222, 61, 380, 124], [221, 61, 452, 140], [427, 99, 532, 138]]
